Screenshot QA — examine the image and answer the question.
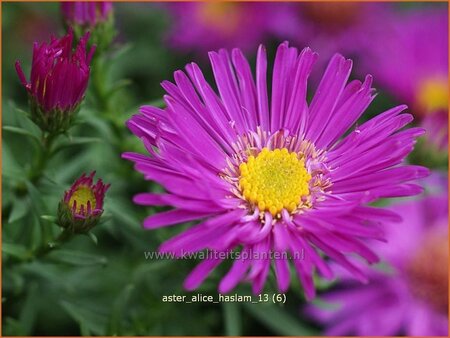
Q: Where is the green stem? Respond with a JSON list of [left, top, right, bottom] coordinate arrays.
[[32, 229, 73, 260], [29, 132, 57, 184], [91, 55, 128, 152], [92, 57, 111, 114], [6, 229, 74, 267]]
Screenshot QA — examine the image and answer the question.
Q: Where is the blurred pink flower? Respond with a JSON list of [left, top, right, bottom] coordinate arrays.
[[165, 2, 276, 55], [271, 2, 392, 67], [306, 175, 448, 336], [364, 8, 448, 150], [366, 9, 448, 112]]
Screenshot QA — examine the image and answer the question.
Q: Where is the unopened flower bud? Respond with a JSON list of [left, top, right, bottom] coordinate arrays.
[[57, 172, 110, 233], [61, 1, 115, 54], [15, 30, 94, 134]]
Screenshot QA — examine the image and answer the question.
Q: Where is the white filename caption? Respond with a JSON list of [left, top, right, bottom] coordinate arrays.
[[162, 293, 287, 304]]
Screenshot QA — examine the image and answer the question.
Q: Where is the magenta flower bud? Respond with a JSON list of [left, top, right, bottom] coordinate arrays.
[[61, 2, 115, 54], [15, 30, 95, 134], [57, 172, 110, 234], [61, 1, 113, 26]]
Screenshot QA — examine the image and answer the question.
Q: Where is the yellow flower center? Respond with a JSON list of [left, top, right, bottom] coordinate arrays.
[[69, 185, 96, 213], [239, 148, 311, 216], [417, 78, 449, 113]]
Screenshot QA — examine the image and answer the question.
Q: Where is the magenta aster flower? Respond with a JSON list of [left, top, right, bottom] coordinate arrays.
[[366, 8, 448, 114], [123, 42, 428, 297], [57, 171, 110, 233], [364, 8, 448, 151], [305, 176, 448, 335], [166, 2, 274, 55], [15, 30, 94, 133]]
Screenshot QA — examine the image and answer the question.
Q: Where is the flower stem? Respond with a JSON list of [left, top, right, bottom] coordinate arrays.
[[92, 57, 111, 114], [90, 55, 129, 153], [28, 131, 57, 184], [32, 229, 74, 260], [6, 229, 74, 267]]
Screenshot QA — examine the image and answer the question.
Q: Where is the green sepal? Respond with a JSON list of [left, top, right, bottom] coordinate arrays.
[[28, 95, 80, 135], [72, 14, 116, 57], [56, 200, 103, 234]]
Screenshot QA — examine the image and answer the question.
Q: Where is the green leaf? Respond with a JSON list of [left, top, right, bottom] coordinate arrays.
[[107, 284, 135, 335], [109, 42, 133, 61], [222, 302, 242, 336], [3, 269, 25, 294], [18, 283, 39, 335], [80, 321, 91, 336], [124, 98, 166, 118], [86, 232, 98, 245], [3, 317, 25, 336], [30, 212, 45, 250], [244, 303, 317, 336], [2, 142, 25, 178], [40, 215, 57, 223], [8, 198, 30, 223], [60, 300, 107, 335], [11, 103, 41, 134], [309, 297, 341, 311], [47, 249, 107, 266], [132, 260, 175, 281], [107, 79, 132, 97], [41, 174, 61, 187], [3, 125, 40, 143], [2, 243, 31, 260], [108, 199, 141, 229], [52, 136, 103, 154], [50, 150, 93, 183], [313, 273, 337, 290], [77, 112, 113, 139], [24, 181, 45, 212]]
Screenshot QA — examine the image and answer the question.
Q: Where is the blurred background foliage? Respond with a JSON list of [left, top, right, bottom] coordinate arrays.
[[2, 1, 447, 336]]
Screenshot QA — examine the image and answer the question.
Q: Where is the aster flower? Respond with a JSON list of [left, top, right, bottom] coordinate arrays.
[[61, 1, 115, 53], [364, 8, 448, 151], [57, 172, 110, 234], [270, 2, 390, 70], [123, 42, 428, 297], [15, 30, 94, 134], [305, 175, 448, 336], [166, 2, 274, 55]]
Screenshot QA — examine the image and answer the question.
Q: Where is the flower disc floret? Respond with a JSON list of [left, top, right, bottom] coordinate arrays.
[[239, 147, 311, 216], [68, 185, 97, 214]]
